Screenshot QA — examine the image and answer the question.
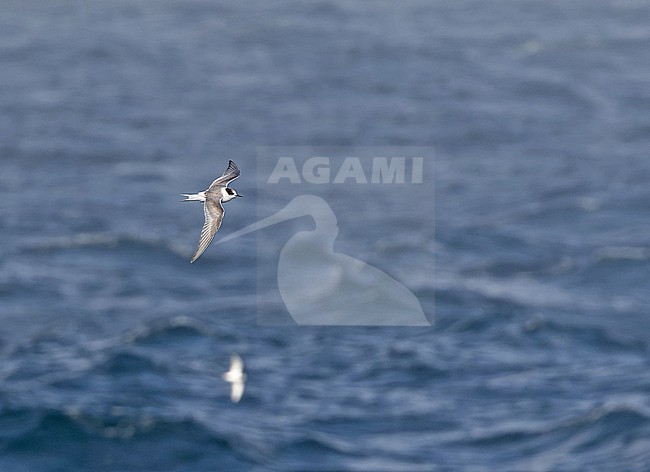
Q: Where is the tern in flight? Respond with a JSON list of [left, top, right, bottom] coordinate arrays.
[[222, 354, 246, 403], [181, 160, 242, 263]]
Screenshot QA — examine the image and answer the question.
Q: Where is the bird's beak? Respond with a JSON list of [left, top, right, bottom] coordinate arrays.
[[236, 194, 243, 197]]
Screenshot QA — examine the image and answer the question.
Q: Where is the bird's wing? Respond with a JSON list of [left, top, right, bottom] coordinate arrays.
[[208, 160, 240, 190], [231, 354, 243, 373], [231, 380, 245, 403], [190, 197, 224, 263]]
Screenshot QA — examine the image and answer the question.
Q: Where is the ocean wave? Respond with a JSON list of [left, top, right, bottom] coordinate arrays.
[[0, 406, 252, 469], [434, 266, 648, 320], [462, 401, 650, 472], [123, 316, 215, 347], [98, 351, 167, 376], [462, 401, 650, 462], [521, 317, 647, 352], [593, 246, 650, 262], [21, 232, 190, 260], [435, 271, 575, 310]]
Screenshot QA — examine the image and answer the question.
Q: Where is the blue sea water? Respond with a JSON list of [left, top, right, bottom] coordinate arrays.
[[1, 0, 650, 470]]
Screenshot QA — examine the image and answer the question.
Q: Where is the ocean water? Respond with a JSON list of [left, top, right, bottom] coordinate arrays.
[[1, 0, 650, 470]]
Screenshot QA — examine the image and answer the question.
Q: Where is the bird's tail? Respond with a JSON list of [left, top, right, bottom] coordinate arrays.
[[180, 192, 206, 202]]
